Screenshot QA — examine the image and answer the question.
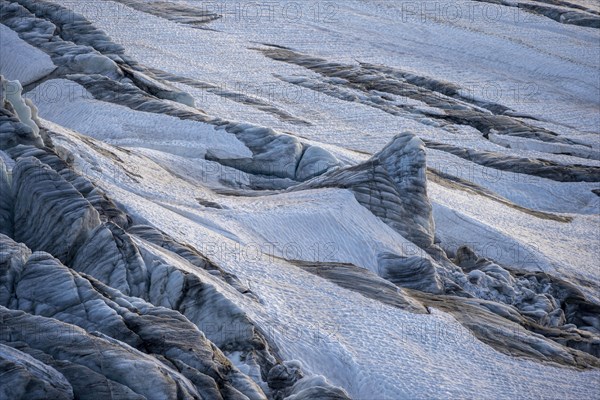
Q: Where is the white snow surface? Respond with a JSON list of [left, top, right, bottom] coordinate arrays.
[[27, 79, 251, 160], [0, 24, 56, 86]]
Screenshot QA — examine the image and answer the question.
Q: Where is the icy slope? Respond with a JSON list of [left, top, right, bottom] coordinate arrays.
[[1, 0, 599, 399]]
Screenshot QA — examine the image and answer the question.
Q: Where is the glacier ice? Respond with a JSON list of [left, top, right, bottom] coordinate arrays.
[[1, 0, 599, 398]]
